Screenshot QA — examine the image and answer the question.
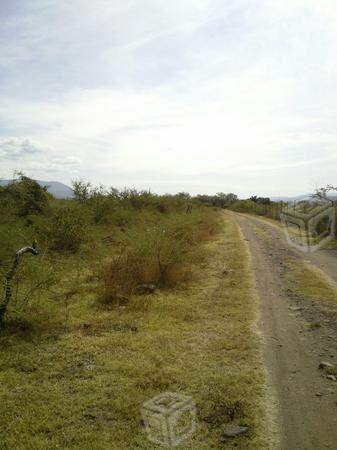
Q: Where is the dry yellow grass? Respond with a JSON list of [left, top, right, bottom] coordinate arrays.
[[285, 258, 337, 305]]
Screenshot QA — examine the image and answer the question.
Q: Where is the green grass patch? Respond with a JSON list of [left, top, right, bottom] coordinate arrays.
[[0, 215, 273, 449]]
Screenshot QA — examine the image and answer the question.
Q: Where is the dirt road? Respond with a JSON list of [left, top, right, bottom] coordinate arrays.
[[229, 212, 337, 450]]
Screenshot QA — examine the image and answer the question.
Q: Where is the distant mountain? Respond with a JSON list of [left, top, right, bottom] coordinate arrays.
[[37, 181, 74, 199], [271, 194, 313, 202], [0, 179, 74, 199], [271, 193, 337, 202]]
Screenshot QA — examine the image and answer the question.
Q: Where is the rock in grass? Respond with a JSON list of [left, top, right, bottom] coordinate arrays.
[[135, 284, 156, 295], [327, 375, 337, 381], [289, 306, 303, 312], [222, 425, 249, 438], [319, 361, 335, 370]]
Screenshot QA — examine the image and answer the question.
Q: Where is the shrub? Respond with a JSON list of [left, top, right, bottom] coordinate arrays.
[[100, 227, 190, 301], [43, 206, 89, 252], [98, 210, 219, 305], [110, 208, 135, 228], [6, 255, 56, 321], [85, 195, 112, 224], [167, 210, 220, 245], [230, 199, 257, 213], [0, 220, 27, 262], [3, 175, 50, 217]]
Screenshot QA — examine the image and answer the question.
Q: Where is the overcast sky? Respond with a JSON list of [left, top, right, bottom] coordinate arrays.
[[0, 0, 336, 197]]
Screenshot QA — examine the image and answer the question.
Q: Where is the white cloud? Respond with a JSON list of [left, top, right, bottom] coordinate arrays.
[[0, 0, 337, 195], [0, 137, 42, 159], [50, 156, 82, 167]]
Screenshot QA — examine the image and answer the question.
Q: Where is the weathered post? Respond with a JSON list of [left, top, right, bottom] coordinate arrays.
[[0, 240, 39, 328]]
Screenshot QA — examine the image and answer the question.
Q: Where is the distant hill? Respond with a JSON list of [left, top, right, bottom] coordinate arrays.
[[0, 179, 74, 199], [271, 194, 313, 202], [271, 193, 337, 202]]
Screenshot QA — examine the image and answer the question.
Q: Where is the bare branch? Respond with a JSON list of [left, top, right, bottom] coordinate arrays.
[[0, 241, 39, 328]]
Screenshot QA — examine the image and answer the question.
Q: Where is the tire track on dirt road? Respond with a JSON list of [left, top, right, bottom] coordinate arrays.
[[229, 211, 337, 450]]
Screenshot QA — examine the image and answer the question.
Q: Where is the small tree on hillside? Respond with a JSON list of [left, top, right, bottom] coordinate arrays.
[[4, 173, 50, 217], [72, 179, 92, 202]]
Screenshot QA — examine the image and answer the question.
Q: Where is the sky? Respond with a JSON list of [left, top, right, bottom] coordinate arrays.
[[0, 0, 337, 197]]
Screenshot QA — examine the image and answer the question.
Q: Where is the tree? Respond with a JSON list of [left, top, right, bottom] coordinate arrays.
[[249, 195, 271, 205], [215, 193, 238, 208], [72, 179, 92, 202], [3, 174, 50, 217], [313, 185, 337, 200]]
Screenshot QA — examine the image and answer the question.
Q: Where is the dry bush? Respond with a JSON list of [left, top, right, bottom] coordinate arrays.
[[99, 250, 191, 306], [163, 263, 194, 287], [168, 210, 220, 245], [99, 254, 142, 305], [98, 209, 220, 306]]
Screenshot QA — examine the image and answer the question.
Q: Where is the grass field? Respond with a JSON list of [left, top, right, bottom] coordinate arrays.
[[0, 214, 273, 449]]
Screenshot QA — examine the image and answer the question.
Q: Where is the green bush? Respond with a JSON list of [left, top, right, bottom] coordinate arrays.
[[230, 199, 257, 213], [89, 196, 115, 224], [7, 256, 56, 320], [43, 206, 89, 253], [1, 175, 50, 217], [0, 218, 34, 283], [109, 208, 135, 228]]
